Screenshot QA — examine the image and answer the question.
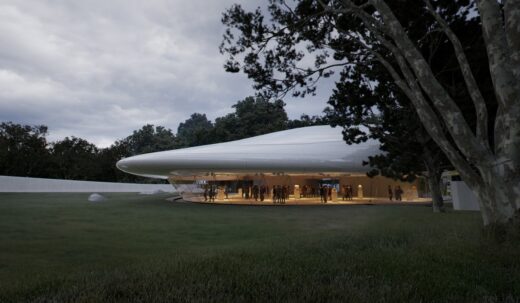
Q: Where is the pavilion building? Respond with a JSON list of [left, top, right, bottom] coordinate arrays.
[[116, 125, 424, 203]]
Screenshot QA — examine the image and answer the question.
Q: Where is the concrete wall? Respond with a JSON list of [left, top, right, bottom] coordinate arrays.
[[451, 181, 480, 211], [0, 175, 176, 193]]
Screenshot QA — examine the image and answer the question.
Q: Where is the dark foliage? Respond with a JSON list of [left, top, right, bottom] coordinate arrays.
[[0, 122, 51, 178], [219, 0, 497, 212], [1, 97, 321, 182], [176, 113, 215, 147], [213, 96, 289, 142], [50, 137, 100, 180]]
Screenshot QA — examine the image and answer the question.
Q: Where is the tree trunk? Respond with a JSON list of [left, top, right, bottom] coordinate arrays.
[[367, 0, 520, 226], [423, 148, 444, 213], [428, 173, 444, 213], [475, 165, 520, 225]]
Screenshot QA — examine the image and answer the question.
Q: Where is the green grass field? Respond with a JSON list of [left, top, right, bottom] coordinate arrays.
[[0, 193, 519, 302]]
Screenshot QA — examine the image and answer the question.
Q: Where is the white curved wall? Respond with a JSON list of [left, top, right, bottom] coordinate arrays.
[[0, 175, 176, 193]]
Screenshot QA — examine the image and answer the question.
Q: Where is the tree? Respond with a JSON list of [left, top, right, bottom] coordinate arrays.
[[220, 0, 520, 226], [0, 122, 51, 177], [176, 113, 215, 147], [212, 113, 240, 142], [124, 124, 177, 155], [50, 137, 100, 180], [179, 98, 289, 145], [96, 139, 136, 182], [321, 9, 493, 213], [288, 114, 328, 129], [325, 65, 451, 212], [365, 114, 451, 213], [107, 124, 178, 183], [214, 96, 289, 141], [0, 122, 175, 182]]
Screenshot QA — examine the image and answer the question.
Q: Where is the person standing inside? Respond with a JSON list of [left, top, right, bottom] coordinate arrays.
[[253, 185, 259, 201], [208, 186, 214, 202], [395, 185, 403, 201], [244, 186, 250, 200], [321, 185, 327, 203], [388, 185, 393, 201], [260, 185, 265, 202]]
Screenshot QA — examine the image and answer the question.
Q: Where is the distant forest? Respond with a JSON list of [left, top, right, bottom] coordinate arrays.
[[0, 96, 326, 183]]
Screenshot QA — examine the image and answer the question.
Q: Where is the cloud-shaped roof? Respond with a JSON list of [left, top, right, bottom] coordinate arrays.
[[116, 125, 381, 179]]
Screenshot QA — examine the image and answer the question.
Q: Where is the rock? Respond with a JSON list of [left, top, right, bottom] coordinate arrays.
[[88, 193, 106, 202]]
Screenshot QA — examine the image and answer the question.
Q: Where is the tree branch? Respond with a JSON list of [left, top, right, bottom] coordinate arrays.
[[425, 0, 489, 149], [477, 0, 520, 167], [369, 0, 492, 165], [362, 38, 485, 191], [505, 0, 520, 83]]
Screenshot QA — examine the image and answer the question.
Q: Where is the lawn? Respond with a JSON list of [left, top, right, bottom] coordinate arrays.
[[0, 193, 519, 302]]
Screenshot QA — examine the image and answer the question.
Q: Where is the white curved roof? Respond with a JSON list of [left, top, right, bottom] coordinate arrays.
[[116, 125, 381, 179]]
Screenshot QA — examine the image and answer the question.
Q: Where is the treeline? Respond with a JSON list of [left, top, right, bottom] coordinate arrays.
[[0, 96, 326, 182]]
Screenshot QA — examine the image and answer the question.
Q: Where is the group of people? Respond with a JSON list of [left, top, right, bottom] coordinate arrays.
[[241, 185, 291, 203], [300, 185, 321, 198], [203, 185, 229, 202], [319, 185, 333, 203], [242, 185, 265, 201], [341, 185, 355, 201], [318, 184, 355, 203], [388, 185, 403, 201], [203, 185, 216, 202], [272, 185, 289, 204], [203, 183, 407, 203], [242, 185, 269, 202]]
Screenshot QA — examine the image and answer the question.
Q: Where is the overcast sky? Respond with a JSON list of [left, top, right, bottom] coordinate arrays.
[[0, 1, 331, 147]]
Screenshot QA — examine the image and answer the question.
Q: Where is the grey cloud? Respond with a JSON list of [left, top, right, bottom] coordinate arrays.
[[0, 0, 328, 148]]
